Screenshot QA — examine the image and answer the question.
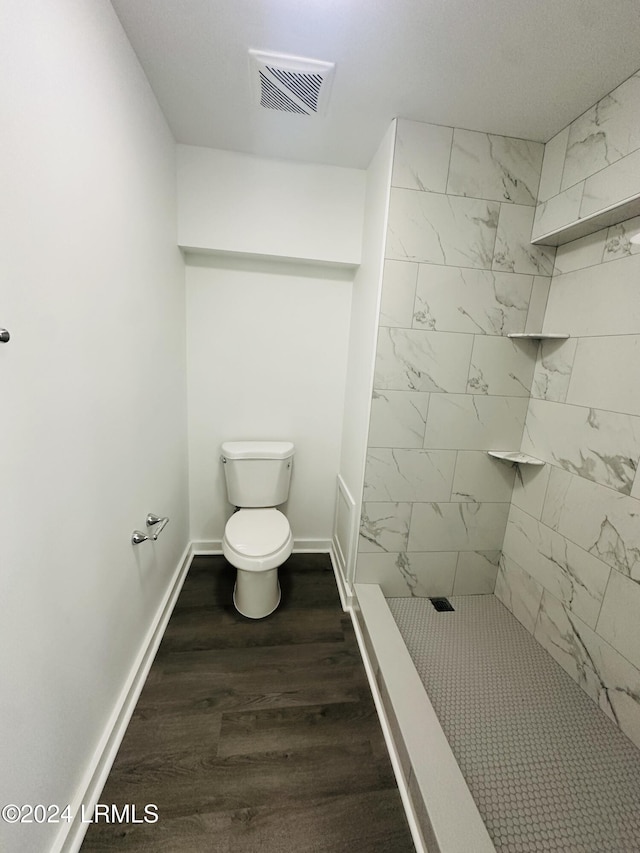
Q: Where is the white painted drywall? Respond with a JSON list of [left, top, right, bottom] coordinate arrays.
[[177, 144, 366, 265], [336, 123, 396, 577], [0, 2, 188, 851], [186, 253, 353, 546]]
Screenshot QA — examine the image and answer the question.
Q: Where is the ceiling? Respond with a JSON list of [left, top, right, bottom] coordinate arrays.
[[110, 0, 640, 169]]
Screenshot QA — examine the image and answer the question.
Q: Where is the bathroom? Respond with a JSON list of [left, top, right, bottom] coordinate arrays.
[[3, 1, 640, 851]]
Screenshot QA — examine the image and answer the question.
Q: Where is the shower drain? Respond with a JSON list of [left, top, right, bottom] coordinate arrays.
[[429, 597, 455, 612]]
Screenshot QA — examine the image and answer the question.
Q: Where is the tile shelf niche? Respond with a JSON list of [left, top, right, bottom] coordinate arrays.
[[531, 193, 640, 247], [488, 451, 545, 466]]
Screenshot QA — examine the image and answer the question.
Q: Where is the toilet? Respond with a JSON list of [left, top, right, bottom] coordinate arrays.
[[221, 440, 294, 618]]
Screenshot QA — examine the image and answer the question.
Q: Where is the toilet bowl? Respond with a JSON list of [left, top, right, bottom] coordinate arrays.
[[222, 508, 293, 618]]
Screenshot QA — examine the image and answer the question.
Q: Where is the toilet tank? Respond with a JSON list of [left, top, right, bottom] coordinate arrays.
[[221, 441, 294, 507]]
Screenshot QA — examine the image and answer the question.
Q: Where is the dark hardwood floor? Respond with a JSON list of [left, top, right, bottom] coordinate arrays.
[[81, 554, 415, 852]]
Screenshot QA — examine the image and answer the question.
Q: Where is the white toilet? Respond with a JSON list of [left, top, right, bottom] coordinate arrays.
[[221, 440, 294, 618]]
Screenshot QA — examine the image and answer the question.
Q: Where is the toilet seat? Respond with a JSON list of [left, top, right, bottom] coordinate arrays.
[[223, 508, 293, 572]]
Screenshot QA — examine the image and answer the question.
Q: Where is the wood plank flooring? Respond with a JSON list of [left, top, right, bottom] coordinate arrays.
[[81, 554, 415, 852]]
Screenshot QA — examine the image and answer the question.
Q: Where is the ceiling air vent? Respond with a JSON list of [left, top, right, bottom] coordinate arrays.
[[249, 50, 335, 116]]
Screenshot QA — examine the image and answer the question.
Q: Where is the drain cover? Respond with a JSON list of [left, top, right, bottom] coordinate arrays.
[[429, 597, 455, 612]]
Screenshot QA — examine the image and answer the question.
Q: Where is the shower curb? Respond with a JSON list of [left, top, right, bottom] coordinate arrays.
[[352, 583, 496, 853]]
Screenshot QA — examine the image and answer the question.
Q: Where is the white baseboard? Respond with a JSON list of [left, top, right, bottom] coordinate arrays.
[[54, 543, 194, 853], [191, 538, 331, 555], [191, 539, 223, 554], [292, 538, 331, 553]]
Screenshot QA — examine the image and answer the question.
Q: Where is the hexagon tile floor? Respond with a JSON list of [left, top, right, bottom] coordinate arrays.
[[387, 594, 640, 853]]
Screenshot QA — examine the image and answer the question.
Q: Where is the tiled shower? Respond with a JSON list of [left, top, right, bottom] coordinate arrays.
[[354, 68, 640, 755], [357, 119, 552, 597]]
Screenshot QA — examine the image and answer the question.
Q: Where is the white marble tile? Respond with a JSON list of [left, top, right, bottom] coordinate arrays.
[[553, 230, 606, 275], [531, 184, 583, 241], [374, 327, 473, 392], [453, 551, 500, 594], [524, 276, 550, 333], [386, 188, 500, 268], [581, 147, 640, 218], [537, 127, 569, 203], [567, 335, 640, 417], [534, 590, 640, 750], [467, 335, 537, 397], [510, 462, 551, 520], [359, 502, 412, 553], [503, 505, 610, 628], [542, 467, 640, 583], [493, 203, 555, 275], [562, 72, 640, 191], [363, 448, 456, 502], [495, 553, 543, 634], [531, 337, 577, 403], [535, 593, 604, 702], [424, 393, 528, 450], [602, 214, 640, 263], [379, 260, 418, 328], [522, 398, 640, 495], [392, 120, 453, 193], [368, 389, 429, 448], [540, 465, 572, 531], [413, 265, 532, 335], [355, 551, 457, 597], [544, 252, 640, 337], [408, 502, 509, 552], [597, 569, 640, 670], [452, 450, 516, 502], [446, 129, 543, 206]]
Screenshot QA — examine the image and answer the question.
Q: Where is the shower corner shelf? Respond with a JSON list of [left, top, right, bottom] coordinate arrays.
[[487, 451, 545, 466], [507, 333, 570, 340]]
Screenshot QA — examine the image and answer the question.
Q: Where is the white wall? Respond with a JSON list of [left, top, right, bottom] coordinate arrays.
[[336, 123, 396, 579], [186, 254, 352, 547], [177, 145, 366, 265], [0, 2, 189, 851]]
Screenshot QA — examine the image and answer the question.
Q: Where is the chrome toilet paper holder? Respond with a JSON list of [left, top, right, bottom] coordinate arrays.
[[131, 513, 170, 545]]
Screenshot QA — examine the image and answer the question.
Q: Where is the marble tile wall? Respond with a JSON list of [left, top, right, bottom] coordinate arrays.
[[533, 70, 640, 240], [355, 119, 549, 597], [359, 113, 640, 749], [498, 216, 640, 750]]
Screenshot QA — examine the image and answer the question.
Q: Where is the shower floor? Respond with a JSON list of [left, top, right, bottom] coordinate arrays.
[[387, 594, 640, 853]]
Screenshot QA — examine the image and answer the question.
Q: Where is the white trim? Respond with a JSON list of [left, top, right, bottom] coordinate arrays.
[[292, 538, 331, 553], [332, 474, 360, 588], [192, 538, 331, 555], [191, 539, 223, 554], [329, 543, 352, 611], [54, 543, 194, 853], [346, 601, 426, 853], [331, 530, 347, 601]]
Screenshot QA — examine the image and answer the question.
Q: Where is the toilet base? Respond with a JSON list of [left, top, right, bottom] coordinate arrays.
[[233, 566, 281, 619]]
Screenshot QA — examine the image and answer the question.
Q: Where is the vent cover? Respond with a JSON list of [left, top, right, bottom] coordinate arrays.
[[250, 50, 335, 116]]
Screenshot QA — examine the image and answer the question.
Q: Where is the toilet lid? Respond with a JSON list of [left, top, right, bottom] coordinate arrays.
[[224, 509, 291, 557]]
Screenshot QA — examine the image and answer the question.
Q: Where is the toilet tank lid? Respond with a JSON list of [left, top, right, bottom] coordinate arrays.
[[221, 441, 295, 460]]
